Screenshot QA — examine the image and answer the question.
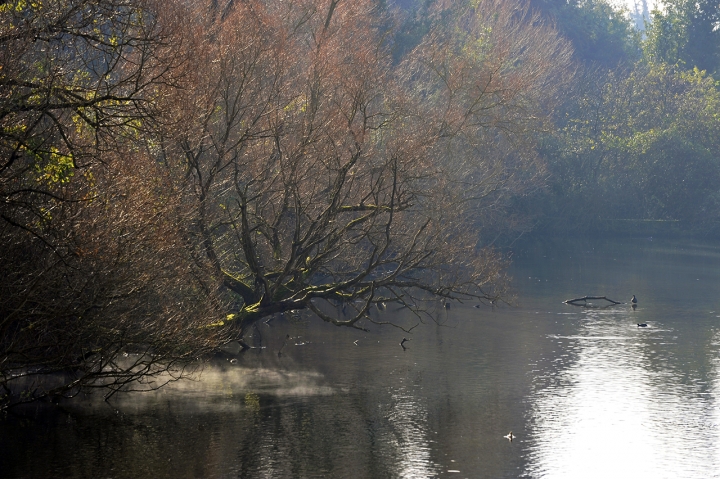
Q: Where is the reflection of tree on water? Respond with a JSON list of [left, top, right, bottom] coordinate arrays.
[[223, 380, 441, 478]]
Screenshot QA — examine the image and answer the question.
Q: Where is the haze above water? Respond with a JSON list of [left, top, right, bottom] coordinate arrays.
[[3, 237, 720, 478]]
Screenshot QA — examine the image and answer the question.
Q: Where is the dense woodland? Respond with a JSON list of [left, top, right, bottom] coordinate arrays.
[[1, 0, 719, 408]]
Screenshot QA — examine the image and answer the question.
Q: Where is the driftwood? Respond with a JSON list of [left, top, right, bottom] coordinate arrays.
[[564, 296, 622, 306]]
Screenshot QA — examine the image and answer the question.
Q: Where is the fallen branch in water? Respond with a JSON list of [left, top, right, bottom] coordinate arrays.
[[564, 296, 622, 305]]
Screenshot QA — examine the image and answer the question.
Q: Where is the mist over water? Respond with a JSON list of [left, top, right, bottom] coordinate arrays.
[[3, 237, 720, 478]]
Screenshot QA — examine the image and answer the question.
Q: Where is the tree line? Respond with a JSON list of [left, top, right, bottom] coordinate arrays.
[[526, 0, 720, 235], [2, 0, 719, 408]]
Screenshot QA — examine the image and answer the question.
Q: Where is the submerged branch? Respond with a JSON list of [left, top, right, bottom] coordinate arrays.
[[564, 296, 622, 305]]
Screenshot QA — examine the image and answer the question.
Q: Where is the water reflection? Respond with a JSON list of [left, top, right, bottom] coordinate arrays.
[[4, 238, 720, 478], [384, 389, 440, 478], [523, 299, 720, 476]]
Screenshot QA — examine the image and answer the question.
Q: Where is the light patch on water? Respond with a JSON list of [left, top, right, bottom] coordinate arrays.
[[525, 316, 720, 478], [380, 388, 441, 479], [548, 335, 630, 341]]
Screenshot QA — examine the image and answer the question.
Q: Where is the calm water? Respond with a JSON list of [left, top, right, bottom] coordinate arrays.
[[2, 237, 720, 478]]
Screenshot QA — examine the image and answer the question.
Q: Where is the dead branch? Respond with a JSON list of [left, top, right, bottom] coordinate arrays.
[[564, 296, 622, 305]]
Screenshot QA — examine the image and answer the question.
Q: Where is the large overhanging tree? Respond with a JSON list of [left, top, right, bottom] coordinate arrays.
[[164, 0, 573, 337], [1, 0, 572, 408]]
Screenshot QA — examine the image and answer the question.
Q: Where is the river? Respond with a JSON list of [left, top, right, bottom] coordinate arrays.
[[2, 237, 720, 478]]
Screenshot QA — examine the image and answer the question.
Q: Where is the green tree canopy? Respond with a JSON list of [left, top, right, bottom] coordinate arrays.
[[529, 0, 642, 67], [538, 61, 720, 233], [644, 0, 720, 75]]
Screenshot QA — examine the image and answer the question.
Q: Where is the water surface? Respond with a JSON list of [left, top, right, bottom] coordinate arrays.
[[2, 237, 720, 478]]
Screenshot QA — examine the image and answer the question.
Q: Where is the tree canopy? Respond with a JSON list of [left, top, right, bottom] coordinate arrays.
[[520, 0, 720, 236], [537, 62, 720, 233], [1, 0, 572, 409], [644, 0, 720, 75], [529, 0, 642, 67]]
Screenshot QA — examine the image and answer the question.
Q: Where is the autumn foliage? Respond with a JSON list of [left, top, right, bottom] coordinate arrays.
[[0, 0, 571, 408]]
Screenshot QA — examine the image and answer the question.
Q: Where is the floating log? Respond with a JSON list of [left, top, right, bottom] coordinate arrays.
[[564, 296, 622, 305]]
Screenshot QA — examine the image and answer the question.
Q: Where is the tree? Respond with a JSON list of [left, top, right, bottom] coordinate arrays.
[[644, 0, 720, 75], [1, 0, 572, 409], [537, 61, 720, 233], [1, 0, 231, 410], [529, 0, 641, 67], [162, 0, 572, 339]]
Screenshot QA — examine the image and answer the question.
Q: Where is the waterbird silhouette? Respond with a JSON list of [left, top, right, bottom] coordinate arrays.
[[637, 323, 648, 328]]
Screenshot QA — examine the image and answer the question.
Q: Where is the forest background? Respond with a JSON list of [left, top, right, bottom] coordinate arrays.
[[2, 0, 719, 409]]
